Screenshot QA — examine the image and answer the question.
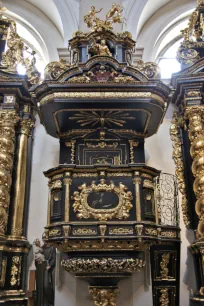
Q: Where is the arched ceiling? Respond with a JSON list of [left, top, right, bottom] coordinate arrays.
[[25, 0, 64, 37], [2, 0, 196, 63]]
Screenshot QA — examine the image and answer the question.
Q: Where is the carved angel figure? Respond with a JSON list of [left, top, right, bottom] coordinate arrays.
[[84, 5, 124, 32], [2, 30, 24, 71], [25, 51, 41, 85], [106, 4, 124, 24], [84, 6, 102, 29]]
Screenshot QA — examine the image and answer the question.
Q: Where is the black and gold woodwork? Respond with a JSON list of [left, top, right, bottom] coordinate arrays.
[[32, 6, 181, 306], [171, 1, 204, 305], [0, 6, 35, 305]]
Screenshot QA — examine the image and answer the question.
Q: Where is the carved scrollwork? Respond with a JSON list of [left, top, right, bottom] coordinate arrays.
[[44, 58, 71, 80], [133, 59, 161, 79], [10, 256, 22, 287], [71, 179, 133, 221]]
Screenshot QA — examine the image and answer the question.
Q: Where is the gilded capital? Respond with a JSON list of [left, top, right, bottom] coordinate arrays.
[[20, 119, 35, 136]]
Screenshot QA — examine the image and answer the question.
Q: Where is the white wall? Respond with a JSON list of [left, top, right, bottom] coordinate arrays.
[[27, 109, 194, 306]]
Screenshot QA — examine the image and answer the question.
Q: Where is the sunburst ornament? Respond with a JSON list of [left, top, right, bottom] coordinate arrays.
[[69, 110, 135, 128]]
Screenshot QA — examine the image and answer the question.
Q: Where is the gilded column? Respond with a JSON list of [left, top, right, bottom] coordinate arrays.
[[133, 173, 142, 222], [11, 119, 34, 239], [185, 106, 204, 239], [47, 182, 52, 226], [64, 177, 72, 222], [0, 110, 18, 238]]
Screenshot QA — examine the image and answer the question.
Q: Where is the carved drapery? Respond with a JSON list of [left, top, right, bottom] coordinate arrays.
[[11, 119, 34, 238], [185, 106, 204, 238], [0, 110, 18, 237]]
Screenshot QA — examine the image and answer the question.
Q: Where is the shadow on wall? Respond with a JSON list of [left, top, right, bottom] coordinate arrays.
[[184, 229, 197, 297]]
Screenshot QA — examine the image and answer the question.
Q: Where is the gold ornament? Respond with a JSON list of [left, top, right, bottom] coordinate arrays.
[[89, 287, 119, 306], [185, 107, 204, 237], [71, 179, 133, 221], [170, 112, 191, 227], [84, 4, 124, 32]]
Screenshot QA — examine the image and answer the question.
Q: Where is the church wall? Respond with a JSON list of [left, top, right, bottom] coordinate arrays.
[[27, 111, 193, 306]]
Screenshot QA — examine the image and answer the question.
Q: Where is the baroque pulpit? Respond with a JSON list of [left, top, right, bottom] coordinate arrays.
[[31, 5, 181, 306]]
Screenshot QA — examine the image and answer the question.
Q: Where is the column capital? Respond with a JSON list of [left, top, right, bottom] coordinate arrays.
[[20, 119, 35, 136]]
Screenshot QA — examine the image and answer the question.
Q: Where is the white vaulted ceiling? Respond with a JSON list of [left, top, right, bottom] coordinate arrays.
[[25, 0, 64, 37], [2, 0, 197, 63]]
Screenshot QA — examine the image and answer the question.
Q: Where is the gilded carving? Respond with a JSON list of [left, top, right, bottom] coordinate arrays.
[[0, 257, 7, 287], [20, 119, 35, 136], [145, 228, 157, 236], [25, 51, 41, 85], [72, 228, 97, 235], [0, 111, 18, 235], [84, 4, 124, 32], [160, 253, 170, 279], [170, 112, 191, 227], [160, 231, 177, 238], [72, 173, 98, 178], [56, 239, 152, 252], [49, 229, 61, 236], [109, 228, 133, 235], [129, 140, 139, 163], [63, 225, 71, 237], [89, 287, 119, 306], [10, 256, 22, 287], [99, 225, 107, 237], [40, 92, 164, 106], [2, 24, 24, 72], [177, 1, 204, 65], [185, 106, 204, 237], [86, 142, 118, 149], [107, 173, 132, 177], [135, 225, 143, 236], [160, 288, 169, 306], [62, 257, 145, 274], [89, 39, 112, 56], [133, 59, 161, 79], [72, 179, 133, 221], [44, 58, 70, 80], [65, 140, 76, 164], [50, 180, 62, 190], [143, 179, 154, 189]]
